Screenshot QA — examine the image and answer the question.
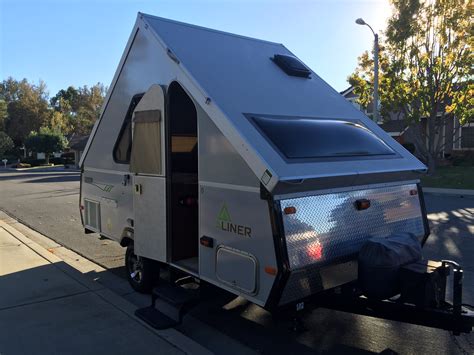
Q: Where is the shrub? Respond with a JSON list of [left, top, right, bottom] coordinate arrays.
[[50, 157, 65, 165], [13, 163, 32, 168], [21, 158, 45, 167], [0, 131, 14, 158], [24, 128, 68, 164], [451, 151, 474, 167]]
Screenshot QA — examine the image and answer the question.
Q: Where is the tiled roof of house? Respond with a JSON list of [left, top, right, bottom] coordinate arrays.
[[69, 135, 90, 151], [379, 120, 408, 133]]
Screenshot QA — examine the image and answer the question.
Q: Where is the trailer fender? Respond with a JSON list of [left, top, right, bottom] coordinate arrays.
[[120, 227, 134, 247]]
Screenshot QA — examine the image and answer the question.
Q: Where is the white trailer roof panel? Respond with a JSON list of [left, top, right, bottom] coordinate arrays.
[[142, 14, 425, 189], [83, 13, 425, 191]]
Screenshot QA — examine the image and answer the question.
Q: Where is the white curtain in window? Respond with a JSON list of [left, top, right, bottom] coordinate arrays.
[[130, 109, 162, 174]]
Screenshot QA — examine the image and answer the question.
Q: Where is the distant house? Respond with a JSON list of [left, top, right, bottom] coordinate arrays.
[[36, 152, 62, 160], [340, 86, 474, 157], [68, 134, 89, 168]]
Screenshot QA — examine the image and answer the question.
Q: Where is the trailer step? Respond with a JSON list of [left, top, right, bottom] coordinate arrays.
[[135, 306, 178, 329], [135, 281, 199, 329], [152, 282, 197, 307]]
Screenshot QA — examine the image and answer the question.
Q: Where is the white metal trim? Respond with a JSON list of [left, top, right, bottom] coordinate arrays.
[[140, 12, 283, 47], [197, 274, 266, 307], [199, 181, 260, 193], [84, 167, 130, 175], [273, 180, 420, 200], [169, 262, 199, 278]]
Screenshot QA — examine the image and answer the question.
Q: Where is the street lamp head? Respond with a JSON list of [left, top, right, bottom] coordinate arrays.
[[355, 18, 366, 25]]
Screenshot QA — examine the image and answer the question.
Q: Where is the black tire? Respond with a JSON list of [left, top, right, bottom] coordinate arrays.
[[125, 243, 160, 293]]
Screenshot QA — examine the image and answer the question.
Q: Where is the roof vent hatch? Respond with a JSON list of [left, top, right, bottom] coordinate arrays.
[[272, 54, 311, 78]]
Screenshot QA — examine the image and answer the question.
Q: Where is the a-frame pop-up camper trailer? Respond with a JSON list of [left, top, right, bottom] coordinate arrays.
[[79, 13, 473, 333]]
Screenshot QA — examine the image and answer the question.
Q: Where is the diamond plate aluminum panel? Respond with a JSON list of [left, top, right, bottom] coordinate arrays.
[[280, 263, 324, 305], [280, 184, 425, 271], [279, 260, 359, 305]]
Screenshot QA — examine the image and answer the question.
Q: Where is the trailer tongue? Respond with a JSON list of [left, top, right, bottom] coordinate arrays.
[[315, 260, 473, 335]]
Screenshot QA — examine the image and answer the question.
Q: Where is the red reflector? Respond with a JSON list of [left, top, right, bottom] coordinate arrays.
[[284, 206, 297, 215], [200, 236, 214, 248], [307, 241, 323, 260], [185, 197, 197, 206], [80, 205, 84, 210], [410, 189, 418, 196], [355, 199, 371, 210], [264, 266, 278, 275]]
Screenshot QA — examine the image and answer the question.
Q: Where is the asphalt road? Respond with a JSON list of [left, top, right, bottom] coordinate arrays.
[[0, 169, 125, 270], [1, 168, 473, 354]]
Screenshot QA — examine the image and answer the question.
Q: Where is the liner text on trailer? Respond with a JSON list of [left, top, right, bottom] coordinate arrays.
[[79, 13, 473, 333]]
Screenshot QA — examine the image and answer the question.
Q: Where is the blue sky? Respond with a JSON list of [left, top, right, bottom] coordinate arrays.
[[1, 0, 391, 96]]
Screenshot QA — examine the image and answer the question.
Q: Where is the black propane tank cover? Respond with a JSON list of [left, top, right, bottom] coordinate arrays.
[[358, 233, 422, 300]]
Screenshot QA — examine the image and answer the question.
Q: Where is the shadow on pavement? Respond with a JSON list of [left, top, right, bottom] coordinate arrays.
[[103, 264, 401, 355], [3, 258, 471, 355], [0, 262, 182, 355]]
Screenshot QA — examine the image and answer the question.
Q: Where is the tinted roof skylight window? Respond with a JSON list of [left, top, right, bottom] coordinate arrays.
[[251, 116, 395, 159]]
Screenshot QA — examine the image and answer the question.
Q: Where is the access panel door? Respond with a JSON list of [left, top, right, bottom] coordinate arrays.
[[130, 84, 167, 262], [133, 175, 167, 261]]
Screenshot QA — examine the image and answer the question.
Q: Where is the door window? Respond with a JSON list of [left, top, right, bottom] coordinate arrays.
[[130, 109, 163, 175]]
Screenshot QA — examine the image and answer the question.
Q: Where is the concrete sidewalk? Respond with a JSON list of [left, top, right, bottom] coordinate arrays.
[[0, 220, 211, 355]]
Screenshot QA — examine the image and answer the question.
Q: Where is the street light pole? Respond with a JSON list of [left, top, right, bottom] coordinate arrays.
[[373, 32, 379, 122], [356, 18, 379, 122]]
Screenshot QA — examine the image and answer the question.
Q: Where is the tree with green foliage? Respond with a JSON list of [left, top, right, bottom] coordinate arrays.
[[0, 78, 51, 146], [349, 0, 473, 172], [0, 131, 14, 158], [50, 83, 106, 135], [0, 100, 7, 131], [0, 78, 106, 151], [24, 127, 68, 164]]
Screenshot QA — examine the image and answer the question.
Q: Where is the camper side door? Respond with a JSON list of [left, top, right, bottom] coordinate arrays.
[[129, 84, 167, 262]]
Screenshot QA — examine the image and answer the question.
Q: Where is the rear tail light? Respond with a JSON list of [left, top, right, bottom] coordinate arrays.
[[306, 240, 323, 261]]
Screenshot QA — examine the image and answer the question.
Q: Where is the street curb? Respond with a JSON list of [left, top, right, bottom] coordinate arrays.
[[0, 218, 213, 355], [1, 166, 80, 172], [423, 187, 474, 197], [5, 165, 63, 170]]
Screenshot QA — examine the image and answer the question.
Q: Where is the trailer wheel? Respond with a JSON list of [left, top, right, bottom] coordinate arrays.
[[125, 243, 160, 293]]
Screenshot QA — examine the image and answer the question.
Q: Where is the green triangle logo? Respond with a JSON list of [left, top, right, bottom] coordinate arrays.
[[217, 204, 232, 223]]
